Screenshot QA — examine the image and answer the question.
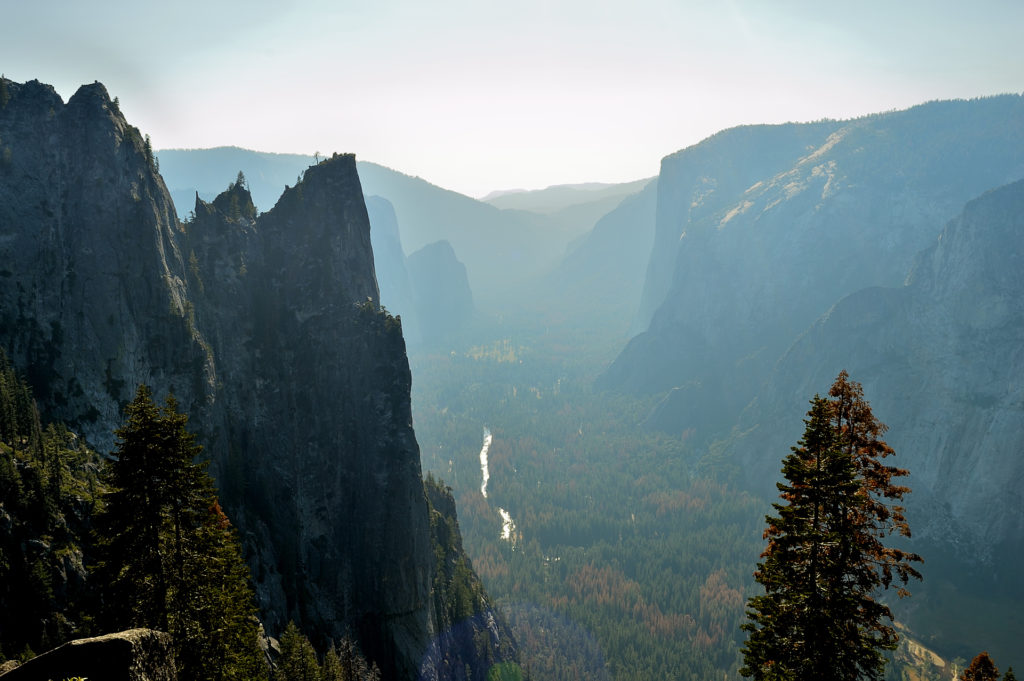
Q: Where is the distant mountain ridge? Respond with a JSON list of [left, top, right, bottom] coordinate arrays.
[[481, 178, 652, 213], [541, 179, 659, 335], [365, 195, 475, 347], [157, 148, 651, 305], [482, 181, 636, 201], [604, 95, 1024, 429]]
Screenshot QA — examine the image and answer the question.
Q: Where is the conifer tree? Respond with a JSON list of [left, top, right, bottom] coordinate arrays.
[[95, 385, 168, 628], [95, 385, 266, 680], [0, 352, 106, 655], [272, 625, 381, 681], [321, 644, 345, 681], [740, 371, 922, 681], [277, 621, 320, 681]]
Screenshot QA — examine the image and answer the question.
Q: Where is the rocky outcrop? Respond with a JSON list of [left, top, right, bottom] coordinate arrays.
[[181, 161, 431, 680], [406, 240, 474, 346], [156, 146, 314, 216], [602, 96, 1024, 441], [158, 148, 583, 303], [0, 629, 176, 681], [0, 78, 440, 680], [419, 478, 518, 681]]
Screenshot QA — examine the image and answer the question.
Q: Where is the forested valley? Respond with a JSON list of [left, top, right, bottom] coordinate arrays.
[[406, 308, 983, 680], [412, 322, 759, 680], [148, 102, 1024, 679], [3, 73, 1023, 680]]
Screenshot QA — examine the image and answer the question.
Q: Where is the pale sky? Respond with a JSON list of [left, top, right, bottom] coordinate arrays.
[[3, 0, 1022, 197]]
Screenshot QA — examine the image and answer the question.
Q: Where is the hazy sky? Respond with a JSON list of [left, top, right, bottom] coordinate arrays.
[[4, 0, 1022, 197]]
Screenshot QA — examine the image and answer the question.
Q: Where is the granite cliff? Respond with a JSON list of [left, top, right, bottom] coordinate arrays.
[[364, 197, 474, 348], [0, 79, 203, 443], [603, 96, 1024, 439], [183, 168, 431, 679], [405, 240, 474, 347], [595, 98, 1024, 657], [0, 77, 495, 679], [724, 179, 1024, 552], [721, 179, 1024, 660], [630, 120, 841, 335]]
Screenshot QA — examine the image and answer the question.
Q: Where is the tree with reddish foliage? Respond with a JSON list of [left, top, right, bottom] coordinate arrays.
[[961, 652, 1000, 681], [740, 371, 923, 681]]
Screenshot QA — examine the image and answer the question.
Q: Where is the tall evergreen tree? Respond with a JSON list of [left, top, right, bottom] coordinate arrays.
[[740, 371, 922, 681], [94, 385, 266, 680], [276, 621, 320, 681], [320, 643, 345, 681], [96, 385, 172, 628]]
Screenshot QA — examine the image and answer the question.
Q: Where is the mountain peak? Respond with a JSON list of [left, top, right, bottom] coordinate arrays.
[[208, 176, 257, 222], [67, 80, 113, 106]]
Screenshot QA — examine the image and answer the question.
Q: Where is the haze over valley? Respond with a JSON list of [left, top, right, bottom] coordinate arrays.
[[2, 2, 1024, 680]]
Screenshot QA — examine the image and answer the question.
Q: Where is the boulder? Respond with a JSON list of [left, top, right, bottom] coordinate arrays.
[[0, 629, 175, 681]]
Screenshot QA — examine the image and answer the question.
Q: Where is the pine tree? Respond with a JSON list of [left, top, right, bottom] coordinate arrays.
[[961, 653, 1000, 681], [94, 385, 266, 680], [1004, 667, 1018, 681], [277, 621, 320, 681], [271, 625, 380, 681], [740, 371, 922, 681], [321, 643, 344, 681], [95, 385, 168, 628], [176, 499, 268, 681]]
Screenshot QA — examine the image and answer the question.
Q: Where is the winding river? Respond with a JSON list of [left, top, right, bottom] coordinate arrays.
[[479, 427, 493, 497], [478, 426, 516, 544]]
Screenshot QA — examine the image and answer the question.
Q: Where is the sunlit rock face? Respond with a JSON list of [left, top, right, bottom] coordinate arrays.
[[603, 96, 1024, 442], [728, 179, 1024, 561], [0, 78, 431, 680]]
